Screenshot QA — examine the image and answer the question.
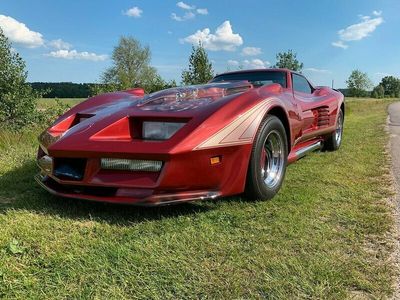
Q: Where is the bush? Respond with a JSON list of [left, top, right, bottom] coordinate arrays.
[[371, 84, 385, 98], [0, 28, 40, 131], [36, 99, 71, 127]]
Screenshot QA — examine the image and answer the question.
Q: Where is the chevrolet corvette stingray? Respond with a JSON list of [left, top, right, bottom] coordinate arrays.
[[36, 69, 345, 205]]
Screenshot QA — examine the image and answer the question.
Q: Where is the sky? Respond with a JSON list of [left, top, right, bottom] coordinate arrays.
[[0, 0, 399, 88]]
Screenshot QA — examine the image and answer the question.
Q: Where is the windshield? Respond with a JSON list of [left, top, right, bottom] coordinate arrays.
[[136, 81, 252, 111], [211, 71, 287, 88]]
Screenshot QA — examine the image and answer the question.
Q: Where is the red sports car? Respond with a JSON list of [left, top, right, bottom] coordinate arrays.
[[36, 69, 344, 206]]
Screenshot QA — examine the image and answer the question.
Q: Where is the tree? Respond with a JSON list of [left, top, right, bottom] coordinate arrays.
[[100, 36, 163, 92], [0, 28, 39, 129], [141, 73, 177, 93], [380, 76, 400, 98], [273, 50, 303, 71], [346, 70, 373, 97], [371, 84, 385, 98], [182, 43, 214, 85]]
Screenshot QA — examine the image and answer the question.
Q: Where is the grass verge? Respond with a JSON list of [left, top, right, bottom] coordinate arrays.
[[0, 99, 396, 299]]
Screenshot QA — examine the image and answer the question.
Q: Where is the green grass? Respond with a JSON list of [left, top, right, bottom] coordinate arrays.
[[346, 97, 396, 102], [0, 99, 397, 299]]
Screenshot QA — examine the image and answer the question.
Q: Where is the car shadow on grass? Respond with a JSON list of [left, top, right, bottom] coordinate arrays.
[[0, 159, 216, 225]]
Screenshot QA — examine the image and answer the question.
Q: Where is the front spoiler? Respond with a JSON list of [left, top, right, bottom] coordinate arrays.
[[35, 173, 220, 206]]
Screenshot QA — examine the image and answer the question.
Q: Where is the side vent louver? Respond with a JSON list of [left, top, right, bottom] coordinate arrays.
[[313, 106, 330, 128]]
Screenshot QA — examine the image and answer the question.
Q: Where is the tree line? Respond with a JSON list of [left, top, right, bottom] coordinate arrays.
[[345, 70, 400, 98], [29, 82, 94, 98]]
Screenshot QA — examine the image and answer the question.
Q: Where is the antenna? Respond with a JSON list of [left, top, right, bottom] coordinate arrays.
[[331, 79, 334, 89]]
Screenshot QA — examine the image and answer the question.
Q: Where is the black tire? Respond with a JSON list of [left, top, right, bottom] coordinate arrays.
[[323, 109, 344, 151], [245, 115, 288, 200]]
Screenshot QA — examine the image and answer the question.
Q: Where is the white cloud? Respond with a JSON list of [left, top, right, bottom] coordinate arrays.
[[0, 15, 44, 48], [124, 6, 143, 18], [171, 12, 195, 21], [196, 8, 208, 15], [241, 46, 262, 56], [332, 11, 383, 49], [304, 68, 331, 74], [331, 41, 348, 49], [45, 49, 108, 61], [227, 60, 239, 66], [172, 2, 208, 21], [182, 21, 243, 51], [338, 16, 383, 41], [243, 59, 270, 69], [375, 72, 392, 77], [0, 13, 103, 67], [47, 39, 71, 50], [177, 1, 195, 10]]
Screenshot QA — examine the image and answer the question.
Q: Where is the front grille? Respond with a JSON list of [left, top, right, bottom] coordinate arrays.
[[53, 158, 87, 181]]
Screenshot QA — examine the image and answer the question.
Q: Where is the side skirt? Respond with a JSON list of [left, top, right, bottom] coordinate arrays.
[[288, 139, 323, 164]]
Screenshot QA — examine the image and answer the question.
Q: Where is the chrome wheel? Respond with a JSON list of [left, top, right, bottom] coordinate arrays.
[[245, 115, 288, 200], [335, 111, 343, 145], [260, 130, 285, 189]]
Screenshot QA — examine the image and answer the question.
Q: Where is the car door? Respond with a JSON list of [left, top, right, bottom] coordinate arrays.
[[292, 73, 333, 141]]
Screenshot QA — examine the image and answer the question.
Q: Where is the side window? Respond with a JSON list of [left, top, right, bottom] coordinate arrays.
[[292, 74, 313, 94]]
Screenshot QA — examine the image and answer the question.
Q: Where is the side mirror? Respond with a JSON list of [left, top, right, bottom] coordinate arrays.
[[259, 83, 282, 94], [314, 87, 329, 96]]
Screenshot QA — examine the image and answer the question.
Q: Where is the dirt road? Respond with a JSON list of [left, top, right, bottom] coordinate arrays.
[[389, 102, 400, 299], [389, 102, 400, 188]]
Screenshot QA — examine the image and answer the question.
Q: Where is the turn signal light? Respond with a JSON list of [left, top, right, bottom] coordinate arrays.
[[210, 156, 221, 165]]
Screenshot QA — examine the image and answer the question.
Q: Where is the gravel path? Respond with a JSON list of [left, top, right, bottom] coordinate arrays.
[[388, 102, 400, 299]]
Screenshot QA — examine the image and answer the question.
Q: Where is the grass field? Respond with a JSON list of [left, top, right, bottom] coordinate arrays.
[[0, 98, 397, 299], [38, 98, 85, 108]]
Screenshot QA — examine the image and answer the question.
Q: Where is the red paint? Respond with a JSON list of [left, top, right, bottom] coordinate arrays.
[[36, 69, 344, 205]]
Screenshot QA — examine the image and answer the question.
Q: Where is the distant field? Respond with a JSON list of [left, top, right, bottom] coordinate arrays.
[[38, 98, 86, 109], [346, 97, 396, 102], [0, 99, 397, 299]]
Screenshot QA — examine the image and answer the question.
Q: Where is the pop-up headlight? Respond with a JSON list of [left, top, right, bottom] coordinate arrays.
[[142, 122, 185, 140]]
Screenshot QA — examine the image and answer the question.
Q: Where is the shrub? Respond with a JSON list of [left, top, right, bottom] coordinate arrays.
[[0, 28, 40, 130]]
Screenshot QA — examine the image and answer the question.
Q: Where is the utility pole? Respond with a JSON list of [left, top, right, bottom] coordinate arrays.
[[331, 79, 334, 89]]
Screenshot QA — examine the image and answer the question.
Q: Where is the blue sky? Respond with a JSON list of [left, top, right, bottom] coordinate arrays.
[[0, 0, 399, 88]]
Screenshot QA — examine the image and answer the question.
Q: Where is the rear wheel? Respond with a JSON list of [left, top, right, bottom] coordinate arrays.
[[323, 109, 344, 151], [245, 115, 288, 200]]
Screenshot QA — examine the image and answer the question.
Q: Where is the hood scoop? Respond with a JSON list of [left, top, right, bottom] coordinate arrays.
[[137, 81, 252, 112]]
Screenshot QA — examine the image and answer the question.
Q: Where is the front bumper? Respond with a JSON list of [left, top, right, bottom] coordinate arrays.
[[35, 173, 219, 206], [35, 144, 251, 206]]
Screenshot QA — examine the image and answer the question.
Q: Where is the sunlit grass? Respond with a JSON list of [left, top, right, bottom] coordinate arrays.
[[37, 98, 85, 109]]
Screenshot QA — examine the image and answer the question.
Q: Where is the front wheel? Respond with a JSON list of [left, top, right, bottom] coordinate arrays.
[[245, 115, 288, 200]]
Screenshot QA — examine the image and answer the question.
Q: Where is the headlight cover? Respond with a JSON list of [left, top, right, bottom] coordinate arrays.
[[142, 122, 185, 140]]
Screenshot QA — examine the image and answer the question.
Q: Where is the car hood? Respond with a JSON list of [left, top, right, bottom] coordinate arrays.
[[39, 81, 254, 151]]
